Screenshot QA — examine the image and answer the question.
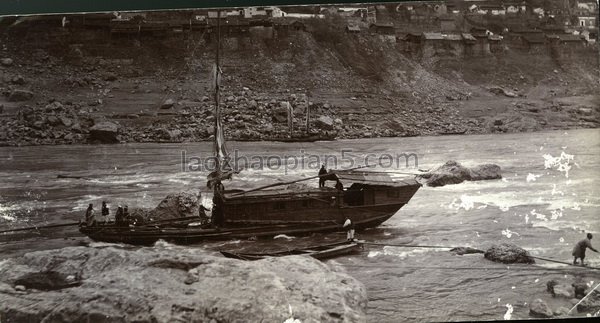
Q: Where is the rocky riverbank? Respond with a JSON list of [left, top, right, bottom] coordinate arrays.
[[0, 242, 367, 322], [0, 17, 598, 146]]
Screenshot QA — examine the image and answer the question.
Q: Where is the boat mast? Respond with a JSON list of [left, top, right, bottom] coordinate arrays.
[[305, 103, 310, 135], [207, 9, 232, 190], [214, 9, 221, 171]]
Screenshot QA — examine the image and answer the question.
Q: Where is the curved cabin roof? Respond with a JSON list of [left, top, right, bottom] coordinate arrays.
[[331, 170, 420, 188]]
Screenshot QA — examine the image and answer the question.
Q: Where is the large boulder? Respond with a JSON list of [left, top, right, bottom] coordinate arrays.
[[529, 299, 553, 318], [484, 243, 535, 264], [417, 160, 502, 187], [128, 192, 204, 224], [8, 89, 34, 102], [0, 58, 13, 66], [151, 192, 200, 220], [271, 106, 289, 123], [161, 98, 175, 109], [553, 284, 575, 299], [315, 116, 335, 130], [89, 121, 120, 143], [0, 244, 367, 322], [469, 164, 502, 181]]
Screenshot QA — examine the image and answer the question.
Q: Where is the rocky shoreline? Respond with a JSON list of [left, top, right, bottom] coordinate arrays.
[[0, 242, 367, 322], [1, 47, 598, 147], [1, 93, 598, 147]]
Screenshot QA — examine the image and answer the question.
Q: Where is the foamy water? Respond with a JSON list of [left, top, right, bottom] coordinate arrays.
[[1, 129, 599, 322]]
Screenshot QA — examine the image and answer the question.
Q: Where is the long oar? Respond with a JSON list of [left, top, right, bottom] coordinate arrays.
[[0, 222, 80, 234], [229, 163, 378, 197]]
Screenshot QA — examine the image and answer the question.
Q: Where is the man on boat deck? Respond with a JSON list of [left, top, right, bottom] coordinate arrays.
[[101, 201, 109, 222], [318, 164, 327, 188], [84, 204, 95, 226], [115, 206, 124, 225], [343, 218, 355, 241], [573, 233, 598, 266]]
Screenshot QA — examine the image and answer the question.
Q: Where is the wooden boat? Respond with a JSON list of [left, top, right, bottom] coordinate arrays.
[[220, 241, 362, 260], [79, 11, 421, 245]]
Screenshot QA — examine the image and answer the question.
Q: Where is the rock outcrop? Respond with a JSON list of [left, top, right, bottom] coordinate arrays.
[[529, 298, 553, 318], [483, 243, 535, 264], [8, 89, 34, 102], [89, 121, 120, 143], [576, 289, 600, 313], [417, 160, 502, 187], [0, 244, 367, 322], [315, 115, 335, 130], [128, 192, 206, 223]]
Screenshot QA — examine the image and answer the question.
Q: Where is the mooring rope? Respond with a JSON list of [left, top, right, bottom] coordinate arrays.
[[359, 242, 600, 271], [343, 264, 573, 272]]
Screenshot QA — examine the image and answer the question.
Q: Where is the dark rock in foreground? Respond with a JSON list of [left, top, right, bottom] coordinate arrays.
[[484, 243, 535, 264], [417, 160, 502, 187], [0, 244, 367, 322], [577, 289, 600, 313]]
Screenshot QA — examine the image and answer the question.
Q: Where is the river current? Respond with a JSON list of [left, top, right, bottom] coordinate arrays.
[[1, 129, 599, 321]]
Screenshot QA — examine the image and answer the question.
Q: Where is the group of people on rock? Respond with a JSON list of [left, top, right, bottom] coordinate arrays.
[[82, 201, 131, 227]]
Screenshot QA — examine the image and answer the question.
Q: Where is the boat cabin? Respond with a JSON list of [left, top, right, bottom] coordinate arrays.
[[218, 171, 421, 227]]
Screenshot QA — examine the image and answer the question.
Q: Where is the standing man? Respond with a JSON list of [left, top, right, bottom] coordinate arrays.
[[115, 205, 124, 225], [101, 201, 110, 223], [84, 204, 95, 226], [318, 164, 327, 188], [343, 218, 355, 242], [573, 233, 598, 266]]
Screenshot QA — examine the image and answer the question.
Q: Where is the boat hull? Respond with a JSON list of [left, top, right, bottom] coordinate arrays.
[[220, 241, 362, 260], [79, 207, 401, 245]]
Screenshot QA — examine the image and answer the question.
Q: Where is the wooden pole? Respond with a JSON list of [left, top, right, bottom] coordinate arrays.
[[229, 163, 377, 196], [0, 222, 79, 234]]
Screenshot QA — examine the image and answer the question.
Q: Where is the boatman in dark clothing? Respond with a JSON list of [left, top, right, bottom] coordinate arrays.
[[573, 233, 598, 266], [335, 180, 344, 191], [84, 204, 95, 226], [343, 217, 355, 242], [115, 205, 124, 225], [318, 164, 327, 188], [101, 201, 109, 221]]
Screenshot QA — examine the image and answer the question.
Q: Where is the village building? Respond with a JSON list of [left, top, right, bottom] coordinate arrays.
[[398, 32, 422, 55], [421, 32, 474, 58], [468, 2, 506, 15], [439, 16, 456, 32], [504, 2, 527, 14], [488, 34, 504, 52], [369, 22, 395, 35], [462, 33, 478, 56], [574, 1, 599, 30], [345, 24, 361, 33], [520, 32, 546, 52], [470, 27, 491, 55]]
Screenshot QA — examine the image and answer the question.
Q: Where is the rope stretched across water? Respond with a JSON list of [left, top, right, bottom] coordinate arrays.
[[360, 242, 600, 271]]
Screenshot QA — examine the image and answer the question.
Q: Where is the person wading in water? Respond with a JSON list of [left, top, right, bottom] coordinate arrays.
[[573, 233, 598, 266]]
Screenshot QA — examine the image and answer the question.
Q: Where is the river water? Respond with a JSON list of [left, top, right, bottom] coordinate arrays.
[[1, 129, 599, 322]]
